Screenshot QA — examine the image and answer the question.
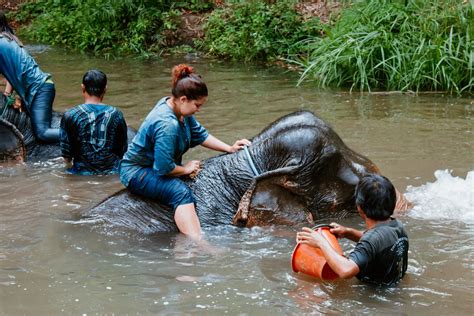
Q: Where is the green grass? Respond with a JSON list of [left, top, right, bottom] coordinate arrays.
[[12, 0, 472, 93], [293, 0, 472, 93]]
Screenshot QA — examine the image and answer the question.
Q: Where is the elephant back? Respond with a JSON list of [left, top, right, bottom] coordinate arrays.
[[252, 111, 329, 143], [85, 189, 178, 233]]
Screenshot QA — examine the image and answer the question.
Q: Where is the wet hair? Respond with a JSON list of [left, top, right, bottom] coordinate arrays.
[[0, 10, 14, 34], [82, 69, 107, 97], [0, 11, 22, 46], [355, 174, 396, 221], [171, 64, 208, 100]]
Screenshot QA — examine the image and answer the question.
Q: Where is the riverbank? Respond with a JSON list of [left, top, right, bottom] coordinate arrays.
[[5, 1, 342, 57], [4, 0, 472, 93], [0, 0, 22, 10], [0, 0, 24, 29]]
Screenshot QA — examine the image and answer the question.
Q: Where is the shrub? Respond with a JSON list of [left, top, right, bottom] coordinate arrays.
[[199, 0, 324, 61], [14, 0, 214, 57], [294, 0, 472, 93]]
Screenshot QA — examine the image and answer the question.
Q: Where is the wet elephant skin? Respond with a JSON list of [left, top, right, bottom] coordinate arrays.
[[0, 95, 61, 161], [86, 111, 388, 233]]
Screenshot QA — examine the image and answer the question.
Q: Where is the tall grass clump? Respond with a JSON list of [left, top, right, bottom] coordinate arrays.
[[199, 0, 324, 61], [295, 0, 472, 93]]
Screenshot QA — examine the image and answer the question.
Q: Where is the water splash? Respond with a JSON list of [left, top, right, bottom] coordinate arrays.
[[405, 170, 474, 223]]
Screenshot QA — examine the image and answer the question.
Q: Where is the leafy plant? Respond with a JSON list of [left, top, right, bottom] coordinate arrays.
[[199, 0, 324, 61], [15, 0, 180, 56], [173, 0, 214, 12], [293, 0, 472, 93]]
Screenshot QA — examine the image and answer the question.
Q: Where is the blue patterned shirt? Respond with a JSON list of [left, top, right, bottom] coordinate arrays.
[[60, 103, 128, 175], [120, 97, 209, 186]]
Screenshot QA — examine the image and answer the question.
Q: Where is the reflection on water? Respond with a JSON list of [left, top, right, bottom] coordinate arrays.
[[0, 46, 473, 314]]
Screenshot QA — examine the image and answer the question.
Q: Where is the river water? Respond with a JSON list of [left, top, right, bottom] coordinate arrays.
[[0, 46, 473, 315]]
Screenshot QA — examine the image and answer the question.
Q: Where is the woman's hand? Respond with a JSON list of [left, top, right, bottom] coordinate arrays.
[[13, 96, 23, 112], [183, 160, 201, 175], [201, 135, 251, 154], [296, 227, 329, 248], [4, 80, 13, 96], [228, 138, 251, 153]]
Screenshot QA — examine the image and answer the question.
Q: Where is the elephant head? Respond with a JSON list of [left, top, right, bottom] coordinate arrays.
[[87, 111, 410, 233], [230, 111, 382, 227]]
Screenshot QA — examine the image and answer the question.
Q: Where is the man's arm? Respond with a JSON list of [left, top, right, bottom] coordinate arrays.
[[316, 233, 360, 279], [330, 223, 363, 242], [59, 113, 73, 164], [297, 227, 360, 279], [113, 112, 128, 158], [63, 157, 72, 168]]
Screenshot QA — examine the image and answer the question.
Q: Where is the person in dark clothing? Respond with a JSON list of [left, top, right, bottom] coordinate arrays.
[[60, 69, 127, 175], [297, 174, 409, 286], [0, 10, 59, 143]]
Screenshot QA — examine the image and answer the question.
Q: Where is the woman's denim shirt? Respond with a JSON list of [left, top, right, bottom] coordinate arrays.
[[0, 35, 49, 111], [120, 97, 208, 186]]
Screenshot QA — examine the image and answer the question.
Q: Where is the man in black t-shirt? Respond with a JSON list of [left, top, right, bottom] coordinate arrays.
[[297, 174, 409, 286]]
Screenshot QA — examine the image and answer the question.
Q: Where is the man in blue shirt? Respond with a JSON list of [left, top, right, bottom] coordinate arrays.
[[60, 70, 127, 175], [0, 10, 59, 142], [297, 174, 409, 286]]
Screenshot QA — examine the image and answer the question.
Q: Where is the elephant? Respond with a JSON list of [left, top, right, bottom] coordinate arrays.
[[0, 95, 136, 162], [85, 110, 411, 233], [0, 94, 61, 161]]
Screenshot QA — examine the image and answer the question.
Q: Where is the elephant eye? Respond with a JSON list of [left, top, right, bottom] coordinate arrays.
[[287, 158, 300, 166], [338, 166, 359, 185], [351, 162, 366, 173]]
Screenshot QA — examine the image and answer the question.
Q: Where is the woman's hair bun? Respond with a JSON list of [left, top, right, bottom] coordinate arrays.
[[171, 63, 207, 100], [172, 64, 195, 87]]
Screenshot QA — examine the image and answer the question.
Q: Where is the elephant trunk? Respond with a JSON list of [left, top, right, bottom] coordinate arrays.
[[190, 150, 258, 226]]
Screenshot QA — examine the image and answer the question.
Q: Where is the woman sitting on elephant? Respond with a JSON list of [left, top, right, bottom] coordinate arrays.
[[0, 10, 59, 143], [119, 64, 250, 240]]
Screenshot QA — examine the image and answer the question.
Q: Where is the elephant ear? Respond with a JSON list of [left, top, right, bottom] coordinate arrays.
[[0, 118, 25, 163], [232, 171, 314, 227]]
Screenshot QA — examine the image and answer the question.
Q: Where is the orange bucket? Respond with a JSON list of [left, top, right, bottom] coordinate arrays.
[[291, 225, 343, 280]]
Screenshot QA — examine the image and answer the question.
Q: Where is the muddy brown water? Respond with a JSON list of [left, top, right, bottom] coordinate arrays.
[[1, 46, 473, 315]]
